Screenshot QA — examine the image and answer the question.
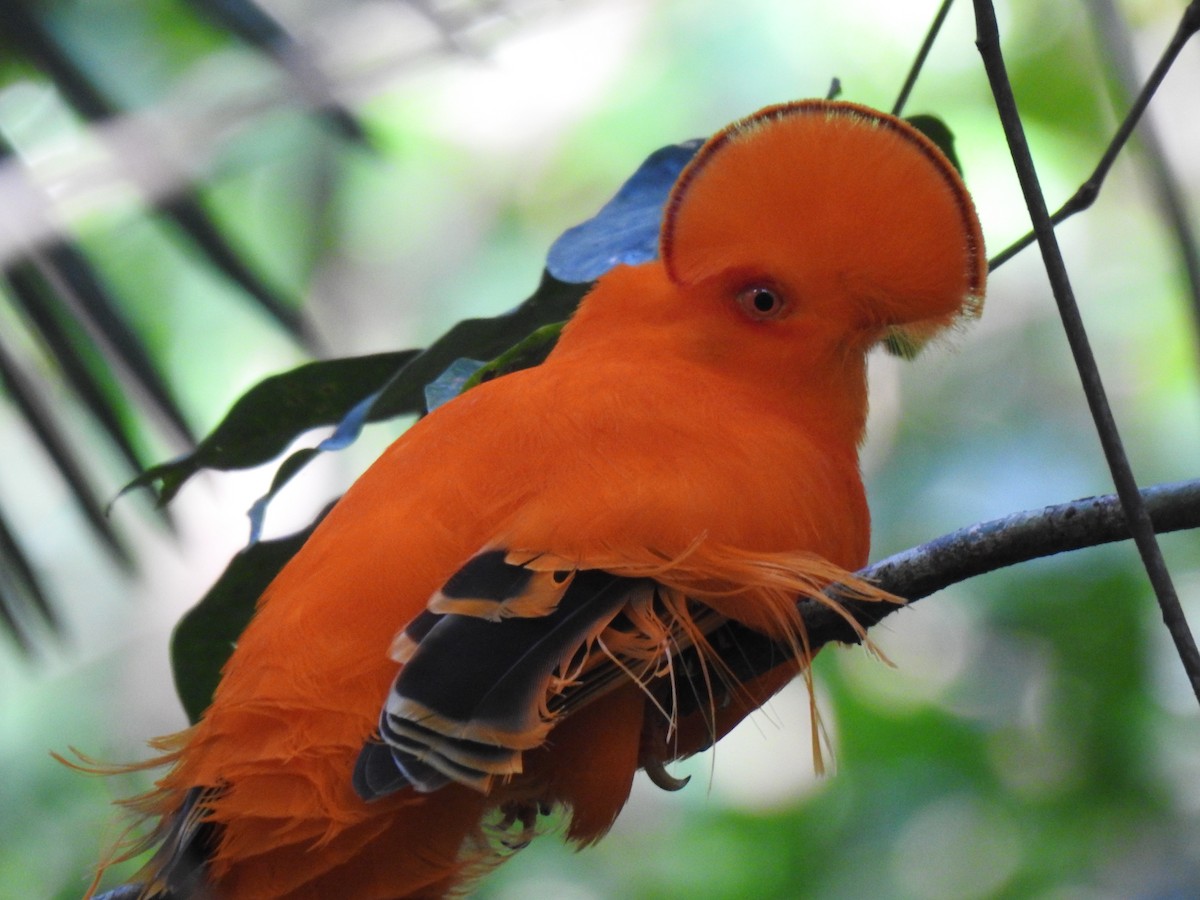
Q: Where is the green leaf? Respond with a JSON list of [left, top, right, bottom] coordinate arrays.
[[904, 113, 963, 175], [461, 321, 565, 392], [171, 507, 330, 723], [370, 271, 589, 420], [169, 282, 584, 703], [425, 322, 566, 412], [239, 273, 589, 535], [123, 350, 418, 505]]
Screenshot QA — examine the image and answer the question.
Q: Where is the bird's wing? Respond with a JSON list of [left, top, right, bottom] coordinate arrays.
[[353, 548, 668, 799], [353, 539, 893, 801]]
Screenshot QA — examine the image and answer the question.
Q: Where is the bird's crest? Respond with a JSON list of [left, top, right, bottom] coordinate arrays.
[[659, 99, 986, 356]]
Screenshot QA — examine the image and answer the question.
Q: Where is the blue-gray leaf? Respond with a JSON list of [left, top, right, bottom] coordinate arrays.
[[425, 358, 486, 412], [546, 139, 701, 284]]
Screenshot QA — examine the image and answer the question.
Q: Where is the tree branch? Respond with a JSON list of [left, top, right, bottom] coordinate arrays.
[[988, 1, 1200, 271], [972, 0, 1200, 704], [676, 480, 1200, 713], [891, 0, 955, 117]]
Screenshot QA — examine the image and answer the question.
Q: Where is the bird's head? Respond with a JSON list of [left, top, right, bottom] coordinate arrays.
[[659, 100, 986, 359]]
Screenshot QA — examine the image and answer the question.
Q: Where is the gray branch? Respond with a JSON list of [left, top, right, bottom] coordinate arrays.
[[808, 478, 1200, 643], [680, 480, 1200, 705]]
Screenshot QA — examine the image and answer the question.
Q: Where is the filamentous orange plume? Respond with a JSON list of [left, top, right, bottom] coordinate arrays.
[[82, 99, 985, 899]]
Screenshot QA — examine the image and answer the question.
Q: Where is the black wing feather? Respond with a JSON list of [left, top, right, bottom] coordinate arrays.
[[356, 556, 647, 800]]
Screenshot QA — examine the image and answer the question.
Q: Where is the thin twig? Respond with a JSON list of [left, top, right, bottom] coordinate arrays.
[[973, 0, 1200, 704], [892, 0, 955, 117], [989, 1, 1200, 271], [1086, 0, 1200, 343]]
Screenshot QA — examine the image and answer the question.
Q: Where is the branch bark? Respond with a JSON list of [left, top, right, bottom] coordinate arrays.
[[685, 480, 1200, 704]]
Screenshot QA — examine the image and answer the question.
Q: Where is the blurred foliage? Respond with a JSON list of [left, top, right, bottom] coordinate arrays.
[[0, 0, 346, 647], [1, 1, 1198, 899]]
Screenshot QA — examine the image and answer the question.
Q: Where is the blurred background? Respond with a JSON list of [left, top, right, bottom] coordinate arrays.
[[1, 0, 1198, 897]]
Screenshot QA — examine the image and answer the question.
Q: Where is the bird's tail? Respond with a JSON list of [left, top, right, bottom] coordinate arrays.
[[64, 725, 501, 899], [57, 729, 203, 899]]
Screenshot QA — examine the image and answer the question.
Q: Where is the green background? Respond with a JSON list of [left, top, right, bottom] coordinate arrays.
[[1, 1, 1197, 897]]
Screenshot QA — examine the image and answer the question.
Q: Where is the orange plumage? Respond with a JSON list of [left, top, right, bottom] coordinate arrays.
[[87, 100, 985, 899]]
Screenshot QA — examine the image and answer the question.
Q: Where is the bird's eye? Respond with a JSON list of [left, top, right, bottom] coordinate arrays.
[[736, 285, 787, 321]]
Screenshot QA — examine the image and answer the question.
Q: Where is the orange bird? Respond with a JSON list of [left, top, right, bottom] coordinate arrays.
[[85, 99, 985, 899]]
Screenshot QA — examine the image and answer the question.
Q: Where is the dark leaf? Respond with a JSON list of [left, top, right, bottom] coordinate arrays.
[[0, 2, 313, 344], [245, 381, 396, 542], [241, 274, 588, 533], [158, 196, 312, 344], [0, 586, 33, 654], [4, 263, 147, 474], [904, 113, 963, 175], [0, 1, 115, 120], [123, 350, 419, 506], [371, 271, 588, 419], [461, 321, 564, 392], [183, 0, 367, 143], [171, 506, 331, 722], [424, 322, 565, 412], [0, 507, 55, 652], [0, 332, 130, 567], [0, 131, 194, 447], [246, 447, 323, 543], [45, 242, 195, 443], [0, 508, 53, 626]]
